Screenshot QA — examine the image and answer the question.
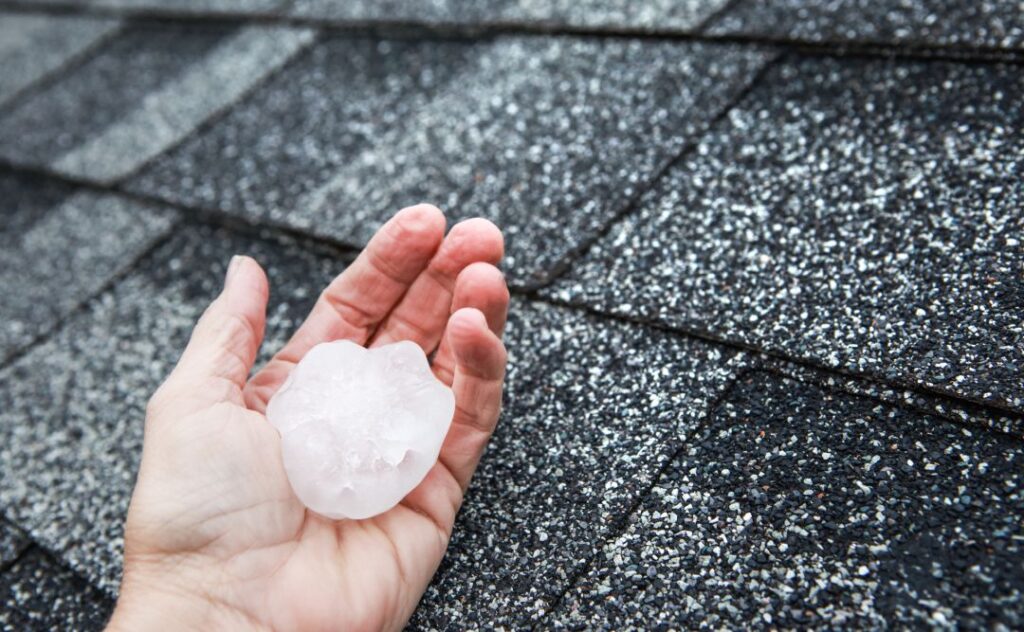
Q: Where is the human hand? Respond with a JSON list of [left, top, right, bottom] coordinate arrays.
[[107, 205, 509, 631]]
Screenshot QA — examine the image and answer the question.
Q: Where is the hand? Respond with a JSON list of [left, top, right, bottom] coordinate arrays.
[[107, 205, 509, 631]]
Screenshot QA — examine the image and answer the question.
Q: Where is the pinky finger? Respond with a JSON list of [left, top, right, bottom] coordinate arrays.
[[437, 308, 507, 492]]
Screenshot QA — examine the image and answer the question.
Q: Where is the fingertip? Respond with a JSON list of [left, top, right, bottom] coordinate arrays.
[[457, 261, 507, 290], [454, 262, 509, 334], [447, 218, 505, 263], [448, 308, 506, 375], [394, 203, 447, 243], [225, 255, 269, 302], [448, 307, 488, 339]]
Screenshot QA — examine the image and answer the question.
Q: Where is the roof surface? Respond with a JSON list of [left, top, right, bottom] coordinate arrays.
[[0, 0, 1021, 629]]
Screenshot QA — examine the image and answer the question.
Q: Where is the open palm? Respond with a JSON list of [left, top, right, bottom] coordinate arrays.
[[108, 205, 509, 631]]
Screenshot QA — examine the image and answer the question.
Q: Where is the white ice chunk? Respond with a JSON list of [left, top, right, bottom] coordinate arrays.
[[266, 340, 455, 520]]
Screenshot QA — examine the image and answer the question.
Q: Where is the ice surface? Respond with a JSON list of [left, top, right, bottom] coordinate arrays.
[[266, 340, 455, 519]]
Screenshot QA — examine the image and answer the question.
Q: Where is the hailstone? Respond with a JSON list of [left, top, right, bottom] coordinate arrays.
[[266, 339, 455, 520]]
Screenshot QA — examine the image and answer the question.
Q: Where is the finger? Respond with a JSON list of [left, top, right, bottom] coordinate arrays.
[[160, 255, 268, 408], [437, 308, 507, 491], [244, 204, 445, 412], [369, 218, 503, 352], [432, 262, 509, 386]]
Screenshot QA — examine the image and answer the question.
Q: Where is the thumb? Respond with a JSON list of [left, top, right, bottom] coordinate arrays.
[[162, 255, 269, 408]]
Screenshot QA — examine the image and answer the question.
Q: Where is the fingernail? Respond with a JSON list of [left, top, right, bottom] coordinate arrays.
[[225, 255, 243, 286]]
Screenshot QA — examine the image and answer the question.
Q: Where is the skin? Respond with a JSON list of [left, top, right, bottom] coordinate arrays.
[[107, 205, 510, 631]]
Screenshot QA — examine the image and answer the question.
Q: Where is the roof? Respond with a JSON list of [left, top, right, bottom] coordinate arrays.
[[0, 1, 1021, 628]]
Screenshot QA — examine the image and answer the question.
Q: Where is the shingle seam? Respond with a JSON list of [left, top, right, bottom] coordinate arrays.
[[0, 159, 366, 262], [534, 359, 764, 629], [693, 0, 745, 33], [530, 290, 1024, 431], [0, 517, 99, 587], [756, 363, 1024, 445], [0, 540, 115, 608], [3, 158, 1019, 425], [0, 525, 30, 574], [0, 2, 1022, 64], [0, 542, 30, 576], [0, 19, 125, 117], [0, 211, 184, 372], [529, 51, 782, 292], [763, 358, 1024, 440]]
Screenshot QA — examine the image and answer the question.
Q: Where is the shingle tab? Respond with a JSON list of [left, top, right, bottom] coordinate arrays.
[[94, 0, 287, 11], [0, 22, 314, 183], [22, 0, 286, 12], [289, 0, 730, 31], [410, 300, 749, 627], [0, 548, 113, 631], [131, 37, 773, 286], [289, 0, 507, 23], [0, 184, 178, 363], [510, 0, 731, 30], [547, 56, 1024, 413], [555, 372, 1024, 629], [0, 224, 347, 593], [708, 0, 1024, 50], [0, 13, 120, 107]]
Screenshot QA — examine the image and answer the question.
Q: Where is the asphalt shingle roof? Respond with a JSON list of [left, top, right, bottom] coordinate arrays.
[[0, 0, 1021, 628]]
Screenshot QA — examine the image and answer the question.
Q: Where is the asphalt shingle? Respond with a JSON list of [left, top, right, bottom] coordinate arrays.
[[131, 37, 773, 286], [547, 56, 1024, 414], [0, 548, 113, 631], [0, 180, 178, 363], [556, 371, 1024, 629], [0, 21, 313, 183], [411, 299, 748, 627], [0, 224, 346, 593], [0, 12, 120, 108], [708, 0, 1024, 50]]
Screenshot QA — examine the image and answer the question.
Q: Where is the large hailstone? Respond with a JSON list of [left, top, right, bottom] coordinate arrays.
[[266, 340, 455, 519]]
